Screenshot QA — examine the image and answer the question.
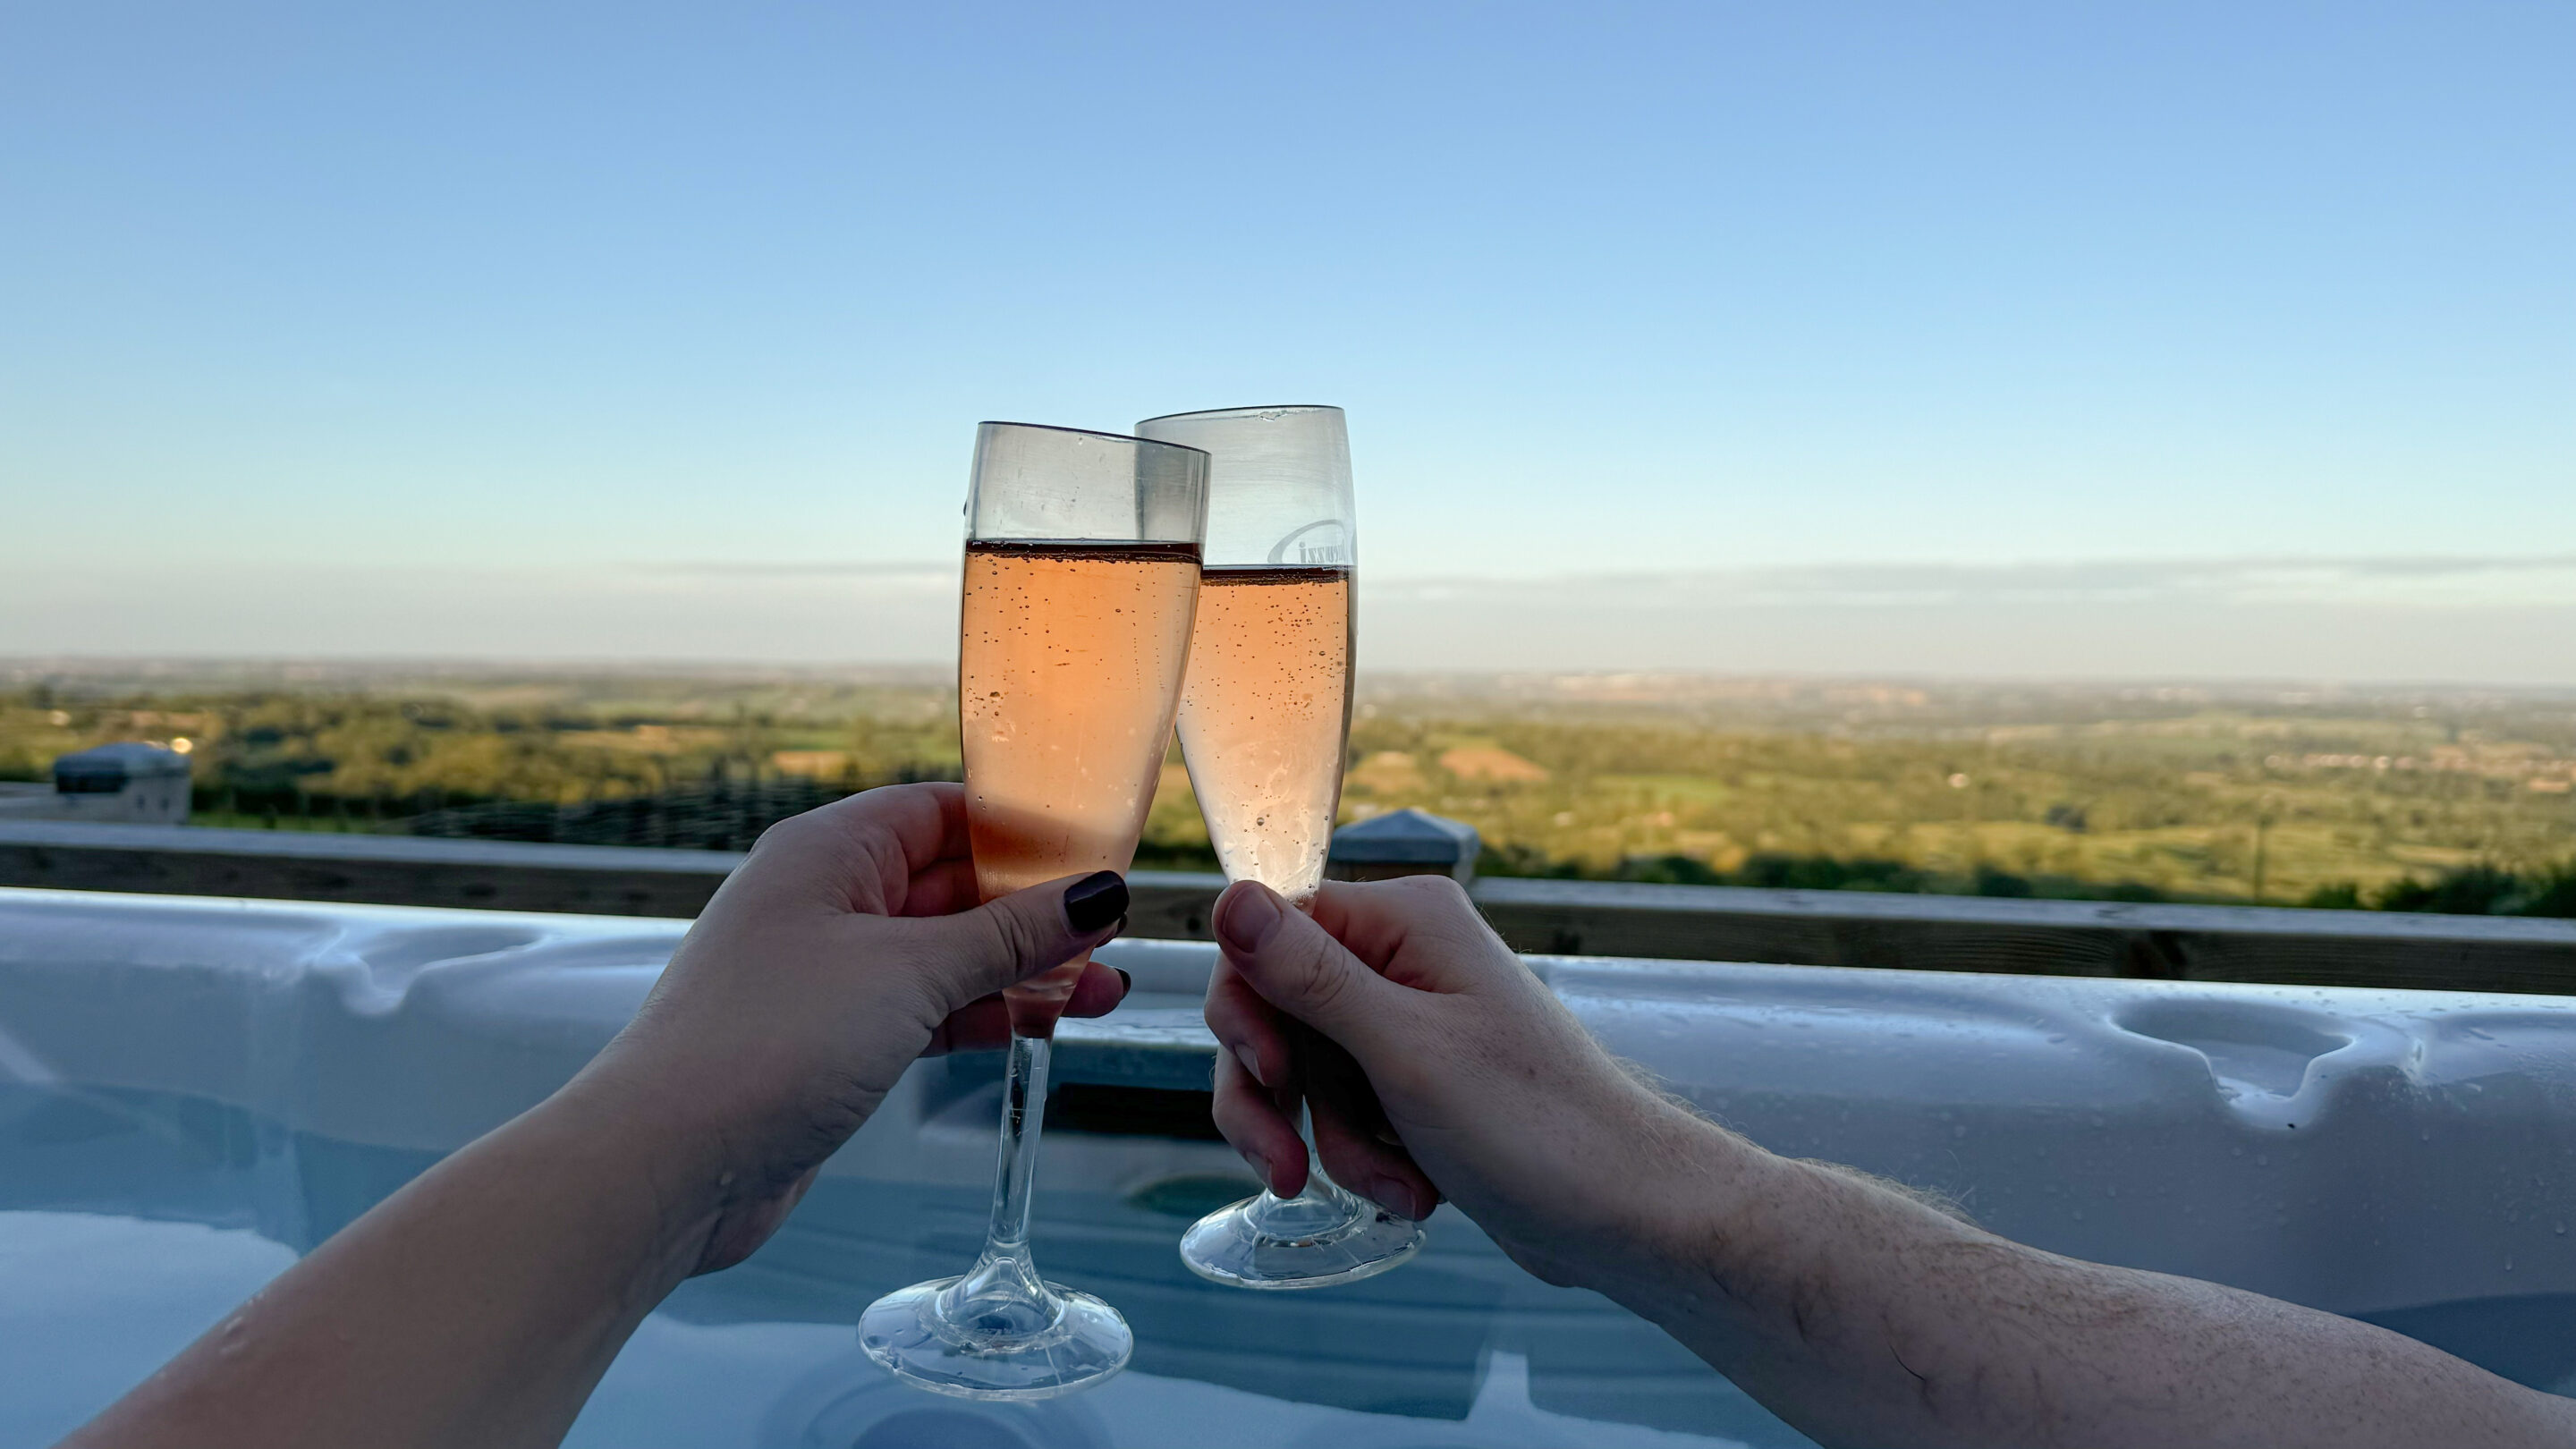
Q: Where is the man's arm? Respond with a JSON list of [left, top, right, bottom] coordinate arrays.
[[1202, 875, 2576, 1449], [1597, 1112, 2576, 1449]]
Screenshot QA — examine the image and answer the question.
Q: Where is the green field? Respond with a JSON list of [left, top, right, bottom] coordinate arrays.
[[1335, 676, 2576, 910], [6, 662, 2573, 913]]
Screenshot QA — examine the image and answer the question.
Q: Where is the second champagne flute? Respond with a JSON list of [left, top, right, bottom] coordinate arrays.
[[1136, 404, 1427, 1290], [859, 422, 1208, 1397]]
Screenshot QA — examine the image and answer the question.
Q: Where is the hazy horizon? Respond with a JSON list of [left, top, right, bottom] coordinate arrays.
[[10, 549, 2576, 689]]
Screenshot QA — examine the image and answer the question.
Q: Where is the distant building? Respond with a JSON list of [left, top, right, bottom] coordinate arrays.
[[0, 742, 192, 825]]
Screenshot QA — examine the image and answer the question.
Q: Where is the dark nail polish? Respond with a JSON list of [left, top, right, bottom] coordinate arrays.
[[1114, 968, 1133, 996], [1063, 870, 1129, 933]]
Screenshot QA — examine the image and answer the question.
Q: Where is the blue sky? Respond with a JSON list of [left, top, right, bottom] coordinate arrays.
[[3, 2, 2570, 672]]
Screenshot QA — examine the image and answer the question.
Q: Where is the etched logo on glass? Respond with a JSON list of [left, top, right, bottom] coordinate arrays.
[[1267, 520, 1352, 566]]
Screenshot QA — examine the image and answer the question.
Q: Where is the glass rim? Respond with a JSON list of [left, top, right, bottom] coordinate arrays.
[[979, 419, 1211, 460], [1133, 403, 1343, 427]]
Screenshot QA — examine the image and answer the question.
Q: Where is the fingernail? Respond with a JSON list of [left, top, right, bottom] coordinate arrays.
[[1366, 1177, 1422, 1222], [1216, 884, 1283, 953], [1234, 1043, 1265, 1087], [1113, 968, 1132, 998], [1063, 871, 1128, 933]]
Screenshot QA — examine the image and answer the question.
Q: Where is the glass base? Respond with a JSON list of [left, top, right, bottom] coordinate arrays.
[[1178, 1182, 1427, 1290], [858, 1271, 1133, 1400]]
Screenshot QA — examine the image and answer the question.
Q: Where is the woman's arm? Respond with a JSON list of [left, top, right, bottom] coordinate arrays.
[[70, 1084, 719, 1449], [1203, 876, 2576, 1449], [66, 784, 1131, 1449]]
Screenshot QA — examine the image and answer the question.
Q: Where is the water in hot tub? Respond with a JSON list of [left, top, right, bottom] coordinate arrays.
[[2, 1082, 2568, 1448]]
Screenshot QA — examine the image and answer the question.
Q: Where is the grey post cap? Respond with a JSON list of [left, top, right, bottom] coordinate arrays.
[[1327, 808, 1481, 865], [54, 742, 192, 784]]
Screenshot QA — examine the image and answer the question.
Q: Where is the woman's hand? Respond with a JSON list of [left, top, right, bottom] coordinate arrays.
[[567, 781, 1131, 1274], [67, 782, 1136, 1449], [1202, 875, 1700, 1285]]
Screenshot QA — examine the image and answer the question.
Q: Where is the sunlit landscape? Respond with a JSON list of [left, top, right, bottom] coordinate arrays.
[[13, 659, 2571, 913]]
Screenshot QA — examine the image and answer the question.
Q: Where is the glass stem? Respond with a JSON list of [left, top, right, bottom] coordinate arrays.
[[987, 1030, 1052, 1255], [1287, 1098, 1347, 1203], [1241, 1089, 1376, 1239], [1279, 1021, 1357, 1207], [940, 1030, 1059, 1330]]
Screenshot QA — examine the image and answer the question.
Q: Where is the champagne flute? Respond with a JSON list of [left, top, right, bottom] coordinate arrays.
[[1136, 404, 1425, 1290], [860, 422, 1208, 1396]]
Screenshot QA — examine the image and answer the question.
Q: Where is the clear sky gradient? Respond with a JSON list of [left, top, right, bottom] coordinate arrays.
[[4, 2, 2570, 675]]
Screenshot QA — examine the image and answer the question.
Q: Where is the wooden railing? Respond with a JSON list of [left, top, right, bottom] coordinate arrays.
[[6, 819, 2576, 995]]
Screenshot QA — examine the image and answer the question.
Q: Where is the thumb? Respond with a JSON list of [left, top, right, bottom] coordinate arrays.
[[1214, 880, 1410, 1057], [908, 869, 1129, 1008]]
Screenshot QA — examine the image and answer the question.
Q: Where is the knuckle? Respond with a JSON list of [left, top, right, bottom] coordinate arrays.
[[1391, 872, 1470, 907], [980, 901, 1042, 970], [1208, 1083, 1260, 1143], [877, 918, 945, 975], [745, 810, 818, 860], [1289, 942, 1358, 1019], [869, 923, 953, 1015], [1202, 990, 1247, 1038]]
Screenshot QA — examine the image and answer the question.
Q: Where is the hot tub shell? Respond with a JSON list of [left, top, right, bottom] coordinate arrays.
[[3, 887, 2572, 1445]]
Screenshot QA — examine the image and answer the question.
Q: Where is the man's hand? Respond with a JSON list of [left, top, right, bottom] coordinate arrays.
[[1202, 874, 1701, 1284], [1201, 874, 2576, 1449]]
